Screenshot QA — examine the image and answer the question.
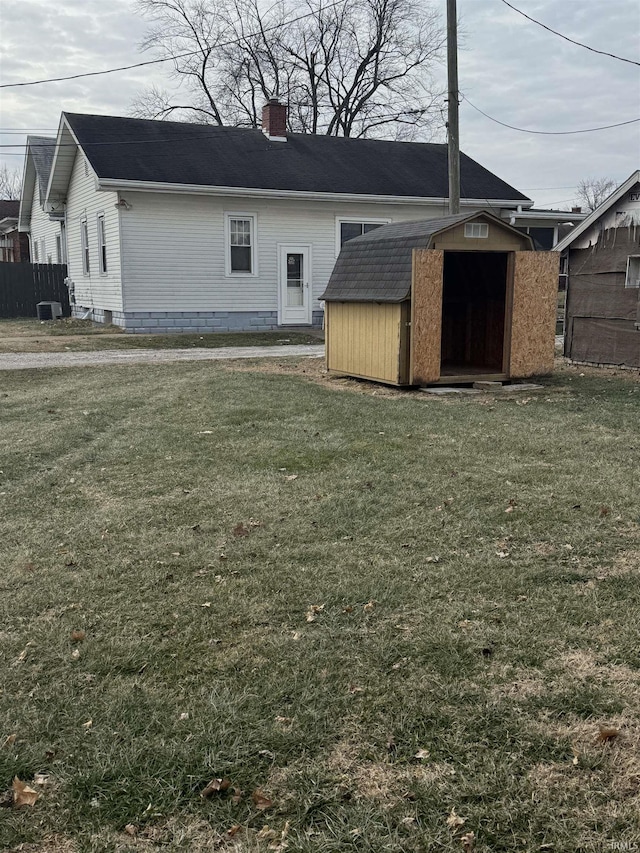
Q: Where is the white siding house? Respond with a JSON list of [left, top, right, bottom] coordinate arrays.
[[41, 104, 570, 333], [64, 152, 122, 322], [18, 137, 66, 265]]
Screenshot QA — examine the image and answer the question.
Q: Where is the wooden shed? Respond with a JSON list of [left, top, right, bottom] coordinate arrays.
[[322, 211, 559, 386]]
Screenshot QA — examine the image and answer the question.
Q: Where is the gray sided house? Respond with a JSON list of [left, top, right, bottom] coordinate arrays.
[[556, 171, 640, 369], [322, 211, 559, 386], [39, 101, 569, 333]]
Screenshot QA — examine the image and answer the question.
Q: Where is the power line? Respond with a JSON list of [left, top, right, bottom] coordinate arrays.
[[462, 94, 640, 135], [0, 0, 345, 90], [0, 107, 438, 151], [498, 0, 640, 67]]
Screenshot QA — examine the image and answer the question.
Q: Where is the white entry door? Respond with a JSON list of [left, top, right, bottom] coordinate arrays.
[[279, 245, 312, 325]]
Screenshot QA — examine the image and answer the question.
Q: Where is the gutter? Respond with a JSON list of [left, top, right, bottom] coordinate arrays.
[[96, 177, 532, 209]]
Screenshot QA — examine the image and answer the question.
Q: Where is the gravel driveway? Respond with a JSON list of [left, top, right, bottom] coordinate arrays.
[[0, 344, 325, 371]]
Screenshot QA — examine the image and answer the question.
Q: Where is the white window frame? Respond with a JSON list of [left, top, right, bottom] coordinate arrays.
[[224, 212, 257, 277], [97, 212, 107, 274], [625, 255, 640, 288], [335, 216, 391, 257], [464, 222, 489, 239], [80, 218, 90, 275]]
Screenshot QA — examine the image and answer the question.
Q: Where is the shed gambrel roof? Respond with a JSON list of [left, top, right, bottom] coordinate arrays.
[[57, 113, 531, 203], [322, 212, 533, 303]]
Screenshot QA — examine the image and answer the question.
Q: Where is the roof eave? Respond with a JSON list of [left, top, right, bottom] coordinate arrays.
[[554, 170, 640, 252], [18, 151, 36, 231], [96, 177, 532, 208], [45, 115, 83, 208]]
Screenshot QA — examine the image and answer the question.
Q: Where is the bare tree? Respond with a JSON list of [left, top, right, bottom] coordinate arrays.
[[576, 177, 616, 212], [131, 0, 445, 139], [0, 164, 22, 200]]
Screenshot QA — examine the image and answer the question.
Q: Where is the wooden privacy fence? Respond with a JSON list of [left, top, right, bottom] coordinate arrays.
[[0, 263, 69, 318]]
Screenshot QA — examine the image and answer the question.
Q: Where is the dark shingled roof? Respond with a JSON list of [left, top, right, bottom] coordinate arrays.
[[62, 113, 530, 202], [322, 212, 530, 303], [28, 136, 56, 198], [0, 200, 20, 219]]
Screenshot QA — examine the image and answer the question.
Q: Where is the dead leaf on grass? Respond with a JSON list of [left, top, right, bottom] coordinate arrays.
[[124, 824, 137, 836], [12, 777, 40, 807], [414, 749, 430, 760], [2, 733, 17, 749], [70, 629, 86, 642], [285, 474, 298, 481], [227, 824, 242, 837], [252, 790, 274, 810], [363, 600, 376, 613], [461, 830, 476, 850], [201, 777, 231, 798], [71, 648, 80, 660], [446, 807, 466, 830], [597, 726, 620, 743], [306, 604, 324, 622], [233, 523, 250, 537]]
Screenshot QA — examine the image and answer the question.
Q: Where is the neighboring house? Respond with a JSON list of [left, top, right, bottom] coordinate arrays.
[[556, 170, 640, 368], [18, 136, 67, 265], [40, 100, 571, 332], [0, 200, 30, 262]]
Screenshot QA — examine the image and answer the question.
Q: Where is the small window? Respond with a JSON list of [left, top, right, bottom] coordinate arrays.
[[97, 214, 107, 274], [80, 219, 90, 274], [33, 240, 39, 263], [339, 220, 387, 248], [464, 222, 489, 239], [55, 234, 62, 264], [625, 255, 640, 288], [226, 214, 255, 274]]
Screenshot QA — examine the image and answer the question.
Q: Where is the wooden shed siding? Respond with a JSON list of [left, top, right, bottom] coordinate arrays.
[[510, 251, 559, 377], [430, 221, 529, 252], [118, 193, 468, 313], [66, 153, 123, 311], [326, 302, 405, 384]]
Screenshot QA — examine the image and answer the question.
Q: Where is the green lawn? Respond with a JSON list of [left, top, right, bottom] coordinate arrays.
[[1, 359, 639, 852]]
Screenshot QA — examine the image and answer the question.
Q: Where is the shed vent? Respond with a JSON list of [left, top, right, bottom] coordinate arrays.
[[465, 222, 489, 238]]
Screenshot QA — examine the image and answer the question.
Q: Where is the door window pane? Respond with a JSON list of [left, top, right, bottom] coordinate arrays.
[[286, 253, 303, 307]]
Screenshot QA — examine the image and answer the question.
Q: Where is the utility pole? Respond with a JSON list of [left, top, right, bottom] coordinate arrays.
[[447, 0, 460, 215]]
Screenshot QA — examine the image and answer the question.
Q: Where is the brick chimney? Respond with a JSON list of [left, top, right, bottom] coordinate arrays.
[[261, 98, 287, 142], [571, 206, 582, 214]]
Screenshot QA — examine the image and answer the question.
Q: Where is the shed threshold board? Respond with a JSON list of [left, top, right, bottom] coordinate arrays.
[[433, 372, 507, 385]]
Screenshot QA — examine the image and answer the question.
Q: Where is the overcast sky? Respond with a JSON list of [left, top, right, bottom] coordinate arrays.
[[0, 0, 638, 209]]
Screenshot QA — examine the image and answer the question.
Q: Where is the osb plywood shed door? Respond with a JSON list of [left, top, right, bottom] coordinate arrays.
[[510, 251, 559, 377], [410, 249, 443, 384]]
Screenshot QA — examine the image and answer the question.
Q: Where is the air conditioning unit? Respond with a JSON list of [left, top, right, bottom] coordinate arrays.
[[37, 301, 63, 321]]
